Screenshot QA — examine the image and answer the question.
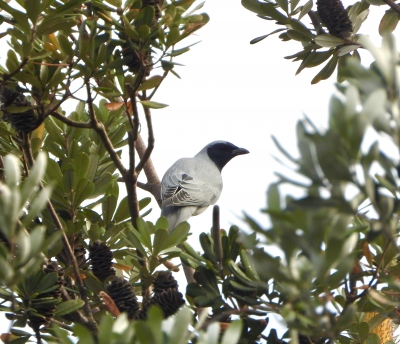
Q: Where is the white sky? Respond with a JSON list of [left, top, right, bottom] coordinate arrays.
[[0, 0, 391, 339]]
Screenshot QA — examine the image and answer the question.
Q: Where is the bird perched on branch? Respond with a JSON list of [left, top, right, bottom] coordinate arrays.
[[161, 141, 249, 232]]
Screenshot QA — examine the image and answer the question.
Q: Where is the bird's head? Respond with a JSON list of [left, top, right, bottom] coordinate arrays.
[[200, 140, 249, 171]]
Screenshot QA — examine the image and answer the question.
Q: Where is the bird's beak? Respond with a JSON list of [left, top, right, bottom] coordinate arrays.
[[232, 147, 249, 156]]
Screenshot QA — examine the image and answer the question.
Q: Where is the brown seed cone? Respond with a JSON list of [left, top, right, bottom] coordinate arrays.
[[153, 271, 179, 294], [89, 240, 115, 281], [0, 86, 42, 133], [106, 277, 140, 319], [137, 289, 185, 319], [316, 0, 352, 39], [120, 39, 153, 76]]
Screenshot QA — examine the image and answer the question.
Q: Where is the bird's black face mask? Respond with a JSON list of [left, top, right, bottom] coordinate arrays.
[[207, 142, 249, 171]]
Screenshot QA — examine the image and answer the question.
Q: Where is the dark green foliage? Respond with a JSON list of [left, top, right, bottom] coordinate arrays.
[[241, 0, 373, 83]]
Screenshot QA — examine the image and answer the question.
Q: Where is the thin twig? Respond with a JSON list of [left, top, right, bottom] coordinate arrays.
[[1, 58, 29, 82], [51, 110, 92, 128], [212, 205, 223, 273], [86, 83, 127, 177], [146, 70, 169, 100], [136, 97, 155, 174], [381, 0, 400, 15], [135, 134, 162, 207]]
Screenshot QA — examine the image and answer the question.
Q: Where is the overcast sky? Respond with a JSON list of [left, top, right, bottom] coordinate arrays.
[[0, 0, 390, 338]]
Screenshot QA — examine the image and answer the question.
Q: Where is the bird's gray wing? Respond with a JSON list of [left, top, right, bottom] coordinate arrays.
[[161, 172, 219, 207], [161, 159, 220, 208]]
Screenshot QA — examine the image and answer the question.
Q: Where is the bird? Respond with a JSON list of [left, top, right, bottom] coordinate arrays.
[[160, 141, 249, 232]]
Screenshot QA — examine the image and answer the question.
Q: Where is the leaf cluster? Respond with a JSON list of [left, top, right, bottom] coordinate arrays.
[[242, 0, 400, 83]]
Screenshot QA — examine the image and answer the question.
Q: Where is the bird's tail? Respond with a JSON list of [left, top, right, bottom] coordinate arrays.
[[161, 206, 198, 233]]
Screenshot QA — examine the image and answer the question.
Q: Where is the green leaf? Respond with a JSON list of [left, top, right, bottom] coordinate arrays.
[[139, 100, 169, 109], [155, 216, 169, 230], [74, 153, 90, 183], [55, 300, 85, 316], [165, 221, 190, 248], [152, 228, 169, 255], [311, 54, 338, 84], [73, 323, 95, 344], [26, 0, 41, 24], [124, 225, 147, 256], [287, 29, 311, 42], [167, 26, 180, 46], [113, 196, 130, 223], [58, 33, 74, 57], [22, 186, 53, 227], [366, 334, 381, 344], [102, 194, 118, 225], [289, 18, 314, 38], [221, 320, 243, 344], [250, 29, 286, 44], [299, 0, 313, 20], [315, 34, 345, 47], [136, 217, 152, 249], [167, 307, 192, 344], [138, 75, 163, 91], [134, 5, 155, 28], [379, 10, 399, 36], [73, 178, 95, 208], [275, 0, 288, 13]]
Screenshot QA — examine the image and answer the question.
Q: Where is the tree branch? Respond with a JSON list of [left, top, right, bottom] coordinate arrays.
[[86, 83, 127, 177], [135, 99, 154, 175], [381, 0, 400, 15], [135, 134, 162, 207], [51, 110, 92, 128]]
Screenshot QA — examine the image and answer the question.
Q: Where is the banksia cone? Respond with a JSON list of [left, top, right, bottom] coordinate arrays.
[[153, 270, 179, 293], [0, 86, 41, 133], [89, 240, 115, 281], [106, 277, 140, 319], [137, 289, 185, 319], [316, 0, 352, 39], [120, 40, 153, 76], [136, 271, 184, 319]]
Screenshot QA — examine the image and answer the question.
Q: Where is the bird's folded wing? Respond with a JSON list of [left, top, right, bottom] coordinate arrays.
[[162, 172, 218, 207]]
